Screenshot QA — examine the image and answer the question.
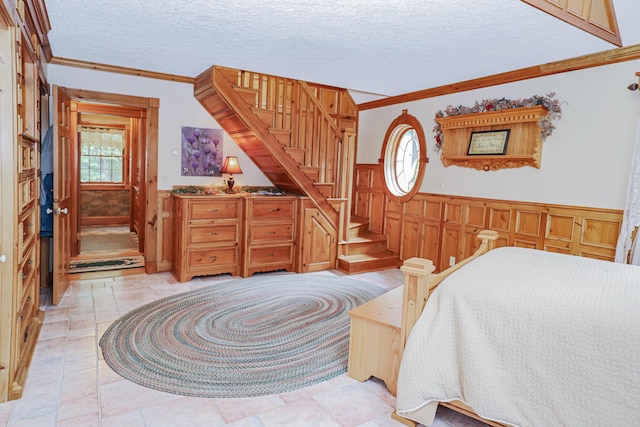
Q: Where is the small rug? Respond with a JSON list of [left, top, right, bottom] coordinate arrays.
[[80, 232, 138, 253], [70, 256, 145, 273], [99, 274, 385, 398]]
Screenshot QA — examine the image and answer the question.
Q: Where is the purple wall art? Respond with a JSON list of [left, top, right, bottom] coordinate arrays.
[[181, 126, 224, 176]]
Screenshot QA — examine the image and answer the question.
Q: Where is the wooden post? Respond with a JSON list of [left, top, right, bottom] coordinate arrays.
[[399, 257, 435, 348]]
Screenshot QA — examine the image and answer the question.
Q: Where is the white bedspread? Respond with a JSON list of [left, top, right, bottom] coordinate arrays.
[[396, 247, 640, 427]]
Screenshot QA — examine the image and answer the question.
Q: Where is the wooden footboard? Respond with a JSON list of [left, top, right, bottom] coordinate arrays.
[[399, 229, 499, 347], [393, 229, 501, 427]]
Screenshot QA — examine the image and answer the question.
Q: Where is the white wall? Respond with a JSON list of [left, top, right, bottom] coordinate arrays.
[[46, 64, 272, 191], [358, 60, 640, 210]]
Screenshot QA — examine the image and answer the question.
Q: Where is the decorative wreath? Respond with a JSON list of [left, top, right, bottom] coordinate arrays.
[[433, 93, 562, 151]]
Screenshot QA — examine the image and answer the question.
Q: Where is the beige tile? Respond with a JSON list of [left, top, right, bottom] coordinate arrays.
[[99, 379, 180, 419], [258, 397, 342, 427], [355, 412, 408, 427], [0, 400, 16, 425], [65, 335, 98, 361], [31, 336, 67, 361], [56, 412, 101, 427], [6, 411, 56, 427], [98, 359, 125, 385], [101, 409, 146, 427], [278, 380, 335, 403], [64, 355, 97, 374], [23, 356, 63, 388], [38, 320, 69, 340], [57, 392, 99, 421], [141, 396, 226, 427], [313, 382, 393, 426], [60, 367, 98, 400], [214, 395, 286, 423]]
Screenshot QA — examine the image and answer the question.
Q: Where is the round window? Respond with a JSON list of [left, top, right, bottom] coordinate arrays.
[[380, 110, 427, 202]]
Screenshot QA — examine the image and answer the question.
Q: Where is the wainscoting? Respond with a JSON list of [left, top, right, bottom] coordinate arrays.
[[354, 164, 623, 272]]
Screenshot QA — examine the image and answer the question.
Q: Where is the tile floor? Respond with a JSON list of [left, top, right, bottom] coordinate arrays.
[[0, 269, 489, 427]]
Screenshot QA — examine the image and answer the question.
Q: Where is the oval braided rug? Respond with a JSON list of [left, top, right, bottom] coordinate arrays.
[[99, 274, 385, 398]]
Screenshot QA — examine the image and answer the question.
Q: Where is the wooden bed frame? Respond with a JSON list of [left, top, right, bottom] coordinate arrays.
[[390, 229, 502, 426]]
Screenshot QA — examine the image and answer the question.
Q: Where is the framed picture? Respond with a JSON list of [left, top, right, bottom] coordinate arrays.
[[467, 130, 510, 155], [181, 127, 224, 176]]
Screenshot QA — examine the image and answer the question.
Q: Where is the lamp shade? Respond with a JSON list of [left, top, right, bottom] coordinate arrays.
[[220, 156, 242, 174]]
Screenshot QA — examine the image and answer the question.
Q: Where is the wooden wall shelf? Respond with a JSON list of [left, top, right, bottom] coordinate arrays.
[[436, 105, 548, 171]]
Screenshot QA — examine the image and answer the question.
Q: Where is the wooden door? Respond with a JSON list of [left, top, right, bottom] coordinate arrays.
[[52, 85, 72, 304], [300, 202, 336, 272]]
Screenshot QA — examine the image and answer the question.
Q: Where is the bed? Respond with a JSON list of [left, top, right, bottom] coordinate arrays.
[[393, 230, 640, 427]]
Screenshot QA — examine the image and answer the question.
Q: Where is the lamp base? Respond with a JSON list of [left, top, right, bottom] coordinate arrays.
[[225, 178, 236, 193]]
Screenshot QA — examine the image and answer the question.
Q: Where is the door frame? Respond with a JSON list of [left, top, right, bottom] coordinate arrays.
[[60, 87, 160, 273]]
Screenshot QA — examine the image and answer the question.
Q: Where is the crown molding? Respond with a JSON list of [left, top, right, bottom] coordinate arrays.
[[49, 56, 195, 84], [358, 44, 640, 111]]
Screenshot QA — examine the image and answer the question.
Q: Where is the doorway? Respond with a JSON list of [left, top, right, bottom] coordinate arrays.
[[71, 104, 145, 273], [52, 88, 159, 290]]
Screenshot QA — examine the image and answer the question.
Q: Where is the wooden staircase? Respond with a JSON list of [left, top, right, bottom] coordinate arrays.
[[337, 215, 400, 273], [193, 65, 398, 273]]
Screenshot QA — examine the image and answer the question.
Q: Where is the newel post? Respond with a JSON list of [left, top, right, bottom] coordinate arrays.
[[399, 257, 436, 348]]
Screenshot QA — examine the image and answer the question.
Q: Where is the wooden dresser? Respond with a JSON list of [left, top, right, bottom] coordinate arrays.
[[172, 194, 243, 282], [243, 196, 297, 277], [171, 194, 298, 282]]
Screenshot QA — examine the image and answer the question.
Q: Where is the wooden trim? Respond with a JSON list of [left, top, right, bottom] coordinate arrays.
[[521, 0, 621, 47], [358, 44, 640, 110], [49, 56, 195, 84], [80, 215, 128, 226]]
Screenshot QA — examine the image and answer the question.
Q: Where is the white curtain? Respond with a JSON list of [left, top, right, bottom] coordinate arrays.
[[79, 126, 125, 154], [615, 111, 640, 264]]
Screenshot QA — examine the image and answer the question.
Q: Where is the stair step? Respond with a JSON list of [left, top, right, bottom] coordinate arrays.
[[234, 86, 259, 106], [313, 182, 334, 197], [341, 232, 387, 255], [336, 251, 400, 274], [251, 107, 275, 127], [301, 166, 320, 181], [348, 215, 370, 237], [270, 129, 293, 146], [284, 147, 307, 163]]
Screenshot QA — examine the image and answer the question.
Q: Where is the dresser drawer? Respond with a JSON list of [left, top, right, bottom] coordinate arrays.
[[19, 178, 36, 211], [18, 242, 36, 301], [16, 284, 36, 359], [188, 247, 237, 268], [19, 208, 37, 253], [249, 223, 293, 242], [190, 200, 239, 221], [188, 224, 238, 245], [248, 244, 293, 265], [249, 199, 295, 220]]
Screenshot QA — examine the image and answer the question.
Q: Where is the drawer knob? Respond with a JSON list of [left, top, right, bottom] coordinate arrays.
[[209, 209, 219, 213], [209, 255, 218, 261], [269, 253, 275, 256], [269, 208, 280, 212], [267, 231, 276, 235], [209, 232, 218, 236]]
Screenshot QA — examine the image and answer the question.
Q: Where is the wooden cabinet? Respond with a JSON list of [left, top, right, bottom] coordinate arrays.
[[171, 194, 300, 282], [0, 1, 49, 402], [172, 195, 243, 282], [243, 196, 297, 276]]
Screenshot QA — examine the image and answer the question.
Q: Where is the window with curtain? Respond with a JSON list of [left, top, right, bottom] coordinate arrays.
[[79, 126, 127, 183]]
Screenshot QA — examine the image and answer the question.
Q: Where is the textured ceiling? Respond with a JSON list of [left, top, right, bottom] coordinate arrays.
[[46, 0, 640, 101]]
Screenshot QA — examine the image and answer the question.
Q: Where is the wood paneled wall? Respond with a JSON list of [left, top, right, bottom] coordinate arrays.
[[354, 164, 623, 271]]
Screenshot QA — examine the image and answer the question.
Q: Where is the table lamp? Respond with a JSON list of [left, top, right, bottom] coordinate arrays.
[[220, 156, 242, 193]]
